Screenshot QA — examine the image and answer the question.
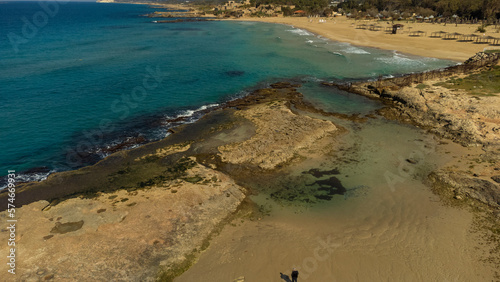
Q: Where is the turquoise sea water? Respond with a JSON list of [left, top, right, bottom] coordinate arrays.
[[0, 2, 455, 184]]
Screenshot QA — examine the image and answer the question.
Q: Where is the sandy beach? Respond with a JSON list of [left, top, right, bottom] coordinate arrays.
[[177, 118, 497, 282], [227, 16, 499, 62]]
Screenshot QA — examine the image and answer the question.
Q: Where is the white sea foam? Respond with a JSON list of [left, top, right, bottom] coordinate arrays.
[[227, 90, 250, 102], [0, 170, 54, 190], [302, 76, 324, 83], [238, 21, 256, 25], [332, 52, 344, 56], [177, 103, 219, 118], [376, 52, 424, 66], [334, 42, 371, 54], [196, 103, 219, 111], [343, 46, 371, 54], [177, 110, 196, 118], [287, 28, 313, 36], [306, 39, 314, 43], [318, 36, 329, 42]]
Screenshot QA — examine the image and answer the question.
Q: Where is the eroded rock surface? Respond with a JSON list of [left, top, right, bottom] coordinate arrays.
[[0, 161, 245, 281], [376, 83, 500, 146], [219, 101, 337, 169], [429, 170, 500, 207], [0, 82, 343, 280], [328, 54, 500, 208]]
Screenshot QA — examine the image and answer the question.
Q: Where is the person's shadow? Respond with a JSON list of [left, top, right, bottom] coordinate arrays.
[[279, 272, 292, 282]]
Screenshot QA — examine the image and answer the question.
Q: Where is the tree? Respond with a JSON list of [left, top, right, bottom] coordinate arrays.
[[482, 0, 500, 20], [366, 7, 379, 17], [282, 6, 294, 16], [415, 7, 435, 17]]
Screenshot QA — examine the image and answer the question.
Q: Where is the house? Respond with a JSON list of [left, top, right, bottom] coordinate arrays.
[[294, 10, 306, 16]]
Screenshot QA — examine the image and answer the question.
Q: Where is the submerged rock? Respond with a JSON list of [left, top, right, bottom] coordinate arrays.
[[219, 101, 337, 170], [430, 171, 500, 207], [491, 175, 500, 184], [50, 220, 84, 234], [302, 168, 340, 178], [225, 70, 245, 77]]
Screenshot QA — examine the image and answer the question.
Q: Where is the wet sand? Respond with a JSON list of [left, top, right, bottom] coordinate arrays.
[[177, 115, 497, 281], [177, 194, 487, 281]]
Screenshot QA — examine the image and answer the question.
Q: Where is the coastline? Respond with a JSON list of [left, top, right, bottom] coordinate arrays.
[[327, 53, 500, 208], [2, 4, 499, 280], [224, 16, 498, 62], [107, 1, 497, 61], [2, 70, 499, 280], [0, 83, 349, 280]]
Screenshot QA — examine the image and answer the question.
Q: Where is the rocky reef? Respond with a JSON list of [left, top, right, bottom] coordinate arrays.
[[324, 52, 500, 209], [1, 161, 244, 281], [0, 82, 344, 281], [219, 100, 337, 169]]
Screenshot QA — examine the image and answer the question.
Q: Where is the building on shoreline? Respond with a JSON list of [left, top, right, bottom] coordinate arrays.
[[214, 0, 296, 17]]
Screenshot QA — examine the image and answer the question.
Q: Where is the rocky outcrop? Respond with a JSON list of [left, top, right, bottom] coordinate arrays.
[[218, 101, 337, 169], [361, 79, 500, 208], [429, 170, 500, 208], [0, 81, 345, 281], [463, 52, 500, 65], [328, 52, 500, 147], [0, 161, 245, 281], [326, 52, 500, 209], [376, 84, 500, 146], [492, 175, 500, 184]]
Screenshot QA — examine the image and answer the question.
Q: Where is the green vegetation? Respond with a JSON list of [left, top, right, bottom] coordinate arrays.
[[253, 0, 328, 15], [137, 0, 500, 19], [433, 66, 500, 96], [157, 251, 197, 282], [416, 83, 429, 89], [338, 0, 499, 21], [68, 155, 200, 201], [485, 49, 500, 54], [183, 176, 203, 183], [209, 0, 500, 19], [136, 157, 198, 188], [156, 201, 244, 282], [250, 11, 273, 17], [477, 23, 487, 33]]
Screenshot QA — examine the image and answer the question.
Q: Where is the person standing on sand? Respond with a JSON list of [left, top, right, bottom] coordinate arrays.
[[291, 268, 299, 282]]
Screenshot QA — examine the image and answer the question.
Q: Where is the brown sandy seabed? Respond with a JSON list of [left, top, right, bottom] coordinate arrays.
[[0, 16, 499, 282]]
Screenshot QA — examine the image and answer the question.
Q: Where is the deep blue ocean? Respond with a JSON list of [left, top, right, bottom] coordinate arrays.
[[0, 1, 455, 184]]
